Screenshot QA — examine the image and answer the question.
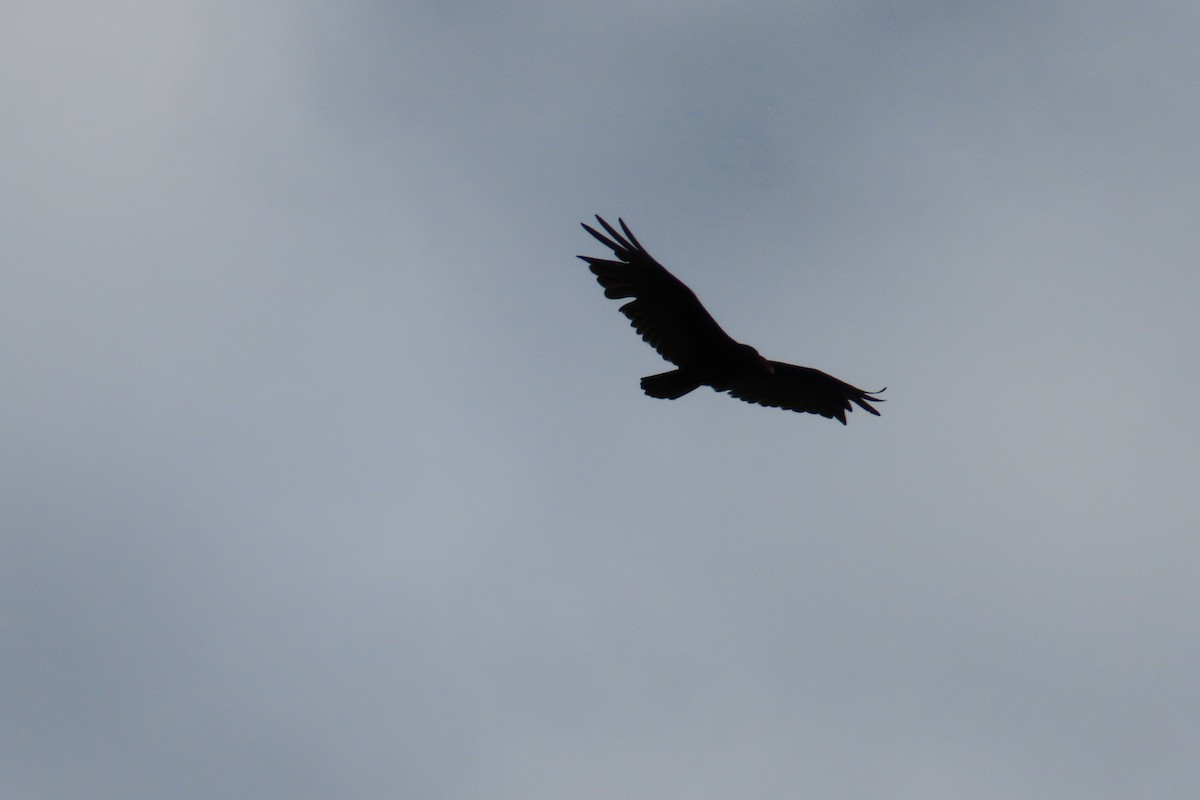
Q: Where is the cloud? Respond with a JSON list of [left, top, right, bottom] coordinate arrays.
[[3, 2, 1199, 798]]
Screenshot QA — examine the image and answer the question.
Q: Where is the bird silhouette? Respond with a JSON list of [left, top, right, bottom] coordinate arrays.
[[579, 216, 884, 424]]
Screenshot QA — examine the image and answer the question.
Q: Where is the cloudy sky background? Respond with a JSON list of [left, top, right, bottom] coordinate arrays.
[[4, 2, 1199, 797]]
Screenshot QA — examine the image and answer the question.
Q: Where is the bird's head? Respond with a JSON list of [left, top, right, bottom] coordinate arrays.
[[738, 343, 774, 375]]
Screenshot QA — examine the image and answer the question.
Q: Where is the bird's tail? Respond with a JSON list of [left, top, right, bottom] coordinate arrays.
[[640, 370, 701, 400]]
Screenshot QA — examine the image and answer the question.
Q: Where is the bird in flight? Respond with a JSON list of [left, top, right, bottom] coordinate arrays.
[[578, 216, 884, 424]]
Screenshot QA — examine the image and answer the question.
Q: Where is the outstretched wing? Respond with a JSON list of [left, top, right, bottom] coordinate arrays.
[[578, 216, 737, 366], [727, 361, 885, 424]]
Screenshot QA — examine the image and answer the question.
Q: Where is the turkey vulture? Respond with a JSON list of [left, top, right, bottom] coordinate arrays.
[[578, 216, 884, 424]]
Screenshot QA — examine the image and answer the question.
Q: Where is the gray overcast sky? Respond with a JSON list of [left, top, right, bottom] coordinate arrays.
[[4, 2, 1199, 798]]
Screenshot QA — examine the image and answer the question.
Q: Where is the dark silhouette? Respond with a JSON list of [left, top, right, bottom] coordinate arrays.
[[579, 216, 884, 424]]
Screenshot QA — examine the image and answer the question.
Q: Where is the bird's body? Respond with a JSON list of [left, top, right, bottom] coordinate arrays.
[[578, 216, 884, 424]]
